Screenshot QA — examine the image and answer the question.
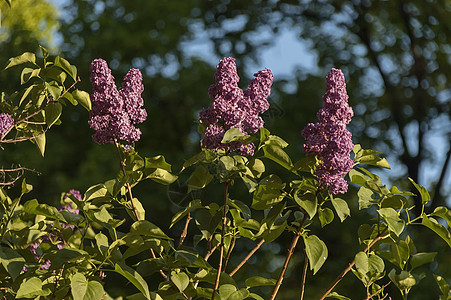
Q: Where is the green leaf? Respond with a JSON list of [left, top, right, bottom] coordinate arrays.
[[252, 175, 285, 210], [145, 168, 178, 185], [95, 233, 109, 255], [221, 127, 255, 144], [408, 178, 430, 205], [45, 102, 62, 127], [48, 247, 89, 268], [421, 214, 451, 248], [131, 220, 172, 240], [219, 284, 237, 298], [245, 276, 276, 288], [21, 178, 33, 194], [33, 132, 46, 156], [325, 292, 351, 300], [264, 135, 289, 148], [5, 52, 37, 69], [93, 207, 113, 223], [304, 234, 328, 275], [318, 207, 334, 227], [331, 198, 350, 222], [431, 206, 451, 228], [16, 277, 50, 299], [39, 45, 49, 59], [410, 252, 437, 270], [355, 252, 384, 279], [229, 289, 250, 300], [145, 155, 172, 172], [21, 67, 41, 84], [262, 144, 294, 171], [71, 273, 88, 300], [357, 186, 375, 210], [227, 199, 251, 221], [171, 272, 189, 292], [187, 165, 213, 193], [54, 56, 77, 80], [72, 90, 91, 111], [45, 82, 62, 100], [114, 263, 150, 300], [170, 199, 202, 228], [357, 154, 391, 169], [378, 208, 405, 236], [294, 190, 317, 218], [389, 269, 416, 291], [434, 274, 451, 299], [0, 247, 25, 280]]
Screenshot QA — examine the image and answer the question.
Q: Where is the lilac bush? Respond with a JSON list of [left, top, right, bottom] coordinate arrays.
[[89, 59, 146, 144], [199, 57, 273, 155], [301, 68, 354, 194], [0, 113, 14, 138]]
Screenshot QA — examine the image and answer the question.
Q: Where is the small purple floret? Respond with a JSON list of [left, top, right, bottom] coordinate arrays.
[[88, 59, 146, 144], [301, 68, 354, 194], [199, 57, 273, 155], [0, 113, 14, 138]]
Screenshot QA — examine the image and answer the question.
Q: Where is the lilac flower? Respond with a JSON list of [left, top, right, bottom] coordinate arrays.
[[23, 189, 81, 272], [199, 57, 273, 155], [0, 113, 14, 138], [88, 59, 146, 144], [301, 68, 354, 194]]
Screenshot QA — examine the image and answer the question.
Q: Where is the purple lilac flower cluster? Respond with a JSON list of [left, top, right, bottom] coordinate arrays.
[[0, 113, 14, 138], [301, 68, 354, 194], [199, 57, 273, 156], [24, 190, 81, 271], [89, 59, 147, 144]]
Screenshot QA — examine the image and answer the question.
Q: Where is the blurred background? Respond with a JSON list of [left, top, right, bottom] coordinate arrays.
[[0, 0, 450, 298]]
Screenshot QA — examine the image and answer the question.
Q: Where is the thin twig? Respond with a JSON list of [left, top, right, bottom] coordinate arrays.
[[318, 228, 388, 300], [229, 239, 264, 277], [223, 235, 236, 271], [299, 250, 308, 300], [204, 242, 220, 262], [269, 215, 307, 300], [210, 181, 229, 300], [178, 212, 192, 248], [365, 282, 391, 300]]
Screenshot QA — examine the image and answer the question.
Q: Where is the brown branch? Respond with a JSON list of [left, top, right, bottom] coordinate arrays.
[[210, 181, 229, 300], [299, 250, 308, 300], [222, 235, 236, 271], [178, 212, 192, 248], [229, 239, 264, 277], [269, 213, 308, 300], [365, 281, 391, 300], [431, 140, 451, 210], [318, 228, 388, 300]]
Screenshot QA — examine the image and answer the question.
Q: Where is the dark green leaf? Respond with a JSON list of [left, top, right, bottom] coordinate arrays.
[[187, 165, 213, 193], [145, 155, 172, 172], [245, 276, 276, 288], [421, 214, 451, 248], [410, 252, 437, 270], [389, 269, 416, 291], [0, 247, 25, 280], [145, 168, 178, 185], [325, 292, 351, 300], [170, 199, 202, 228], [45, 102, 62, 127], [408, 178, 430, 205], [114, 263, 150, 300], [131, 220, 172, 240]]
